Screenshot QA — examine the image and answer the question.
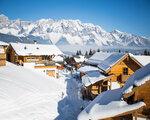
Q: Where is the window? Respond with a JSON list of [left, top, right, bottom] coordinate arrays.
[[123, 67, 128, 75]]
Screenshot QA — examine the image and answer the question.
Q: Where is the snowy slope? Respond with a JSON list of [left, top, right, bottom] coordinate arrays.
[[0, 14, 150, 47], [0, 62, 66, 120]]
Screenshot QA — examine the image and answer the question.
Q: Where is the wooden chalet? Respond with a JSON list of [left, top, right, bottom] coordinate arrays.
[[79, 53, 144, 100], [7, 42, 63, 78], [0, 41, 8, 66], [98, 53, 143, 86], [7, 43, 63, 65], [78, 64, 150, 120]]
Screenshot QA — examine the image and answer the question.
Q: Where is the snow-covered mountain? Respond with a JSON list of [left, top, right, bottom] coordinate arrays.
[[0, 14, 149, 47]]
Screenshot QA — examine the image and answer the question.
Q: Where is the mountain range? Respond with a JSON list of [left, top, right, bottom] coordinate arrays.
[[0, 14, 149, 47]]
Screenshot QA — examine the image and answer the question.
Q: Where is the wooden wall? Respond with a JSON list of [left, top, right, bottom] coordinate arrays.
[[107, 56, 141, 85], [83, 79, 110, 100], [134, 80, 150, 117], [0, 46, 6, 66], [7, 45, 47, 64]]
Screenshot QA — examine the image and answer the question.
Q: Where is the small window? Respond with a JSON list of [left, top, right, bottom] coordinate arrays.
[[123, 67, 128, 75]]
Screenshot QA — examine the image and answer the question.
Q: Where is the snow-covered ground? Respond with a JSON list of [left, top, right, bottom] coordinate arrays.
[[0, 62, 86, 120]]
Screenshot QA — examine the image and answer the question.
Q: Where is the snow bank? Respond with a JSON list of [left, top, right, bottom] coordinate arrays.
[[0, 62, 66, 120], [78, 101, 145, 120]]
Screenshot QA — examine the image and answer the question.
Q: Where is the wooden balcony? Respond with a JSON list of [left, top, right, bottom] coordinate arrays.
[[35, 60, 55, 66]]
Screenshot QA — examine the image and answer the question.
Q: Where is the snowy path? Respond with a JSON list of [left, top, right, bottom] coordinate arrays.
[[56, 74, 85, 120]]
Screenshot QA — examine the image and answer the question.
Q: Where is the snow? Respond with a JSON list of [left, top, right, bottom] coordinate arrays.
[[10, 42, 63, 56], [1, 14, 150, 47], [78, 64, 149, 120], [0, 62, 67, 120], [78, 88, 145, 120], [0, 40, 8, 46], [0, 62, 87, 120], [82, 71, 107, 87], [53, 55, 64, 62], [74, 55, 86, 63], [86, 52, 112, 66], [123, 63, 150, 94], [78, 66, 99, 73], [111, 82, 121, 89], [78, 88, 122, 119], [98, 53, 126, 71], [130, 54, 150, 66], [78, 100, 145, 120]]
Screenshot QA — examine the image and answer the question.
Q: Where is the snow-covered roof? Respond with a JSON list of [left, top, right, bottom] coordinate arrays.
[[86, 52, 113, 66], [82, 70, 107, 87], [10, 42, 63, 56], [78, 65, 99, 73], [74, 55, 86, 63], [78, 64, 150, 120], [53, 55, 64, 62], [78, 99, 145, 120], [0, 41, 8, 46], [0, 62, 65, 119], [123, 63, 150, 94], [98, 53, 126, 71], [130, 54, 150, 66]]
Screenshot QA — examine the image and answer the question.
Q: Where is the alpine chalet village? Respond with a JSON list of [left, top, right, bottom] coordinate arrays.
[[0, 1, 150, 119]]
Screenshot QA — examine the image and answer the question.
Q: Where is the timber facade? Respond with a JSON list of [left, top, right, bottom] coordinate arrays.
[[0, 45, 7, 66], [7, 45, 54, 65], [81, 53, 143, 100]]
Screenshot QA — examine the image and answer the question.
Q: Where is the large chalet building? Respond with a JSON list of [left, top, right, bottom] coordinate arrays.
[[79, 52, 150, 99], [7, 42, 63, 78]]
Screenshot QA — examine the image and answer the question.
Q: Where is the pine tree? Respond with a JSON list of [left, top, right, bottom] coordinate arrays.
[[85, 51, 88, 57], [89, 49, 93, 56], [76, 50, 79, 55], [78, 50, 82, 55], [97, 49, 100, 52], [144, 49, 148, 55]]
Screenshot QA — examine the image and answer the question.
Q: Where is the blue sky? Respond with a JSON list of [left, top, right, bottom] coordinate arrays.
[[0, 0, 150, 37]]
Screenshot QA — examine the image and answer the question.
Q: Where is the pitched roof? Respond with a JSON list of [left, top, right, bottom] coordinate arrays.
[[78, 64, 150, 120], [123, 63, 150, 94], [130, 54, 150, 66], [86, 52, 113, 66], [10, 43, 63, 56], [98, 53, 126, 72], [82, 70, 107, 87], [78, 65, 99, 73]]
